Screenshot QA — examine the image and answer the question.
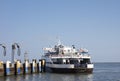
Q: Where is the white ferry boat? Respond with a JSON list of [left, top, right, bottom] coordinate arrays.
[[42, 41, 94, 73]]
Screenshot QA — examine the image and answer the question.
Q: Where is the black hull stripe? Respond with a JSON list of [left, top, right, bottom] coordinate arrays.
[[46, 67, 93, 73]]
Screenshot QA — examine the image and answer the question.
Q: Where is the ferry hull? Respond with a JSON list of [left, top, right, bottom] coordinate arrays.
[[46, 67, 93, 73]]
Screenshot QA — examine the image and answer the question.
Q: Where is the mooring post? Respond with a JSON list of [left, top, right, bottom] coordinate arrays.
[[30, 63, 33, 73], [14, 63, 17, 75], [23, 63, 25, 74], [17, 60, 21, 75], [5, 61, 11, 76], [41, 59, 46, 72], [39, 60, 42, 72], [3, 63, 6, 76]]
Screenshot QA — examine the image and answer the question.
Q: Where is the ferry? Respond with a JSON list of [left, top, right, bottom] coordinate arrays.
[[42, 41, 94, 73]]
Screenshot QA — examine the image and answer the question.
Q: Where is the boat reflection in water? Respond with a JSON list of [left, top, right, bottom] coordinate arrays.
[[1, 73, 93, 81]]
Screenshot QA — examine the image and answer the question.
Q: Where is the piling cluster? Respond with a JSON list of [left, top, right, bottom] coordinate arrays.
[[0, 43, 46, 77], [0, 59, 46, 76]]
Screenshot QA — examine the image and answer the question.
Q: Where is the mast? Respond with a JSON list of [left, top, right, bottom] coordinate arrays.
[[56, 36, 61, 46], [58, 39, 61, 45]]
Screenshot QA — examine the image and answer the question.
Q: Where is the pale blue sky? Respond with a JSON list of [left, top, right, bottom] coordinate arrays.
[[0, 0, 120, 62]]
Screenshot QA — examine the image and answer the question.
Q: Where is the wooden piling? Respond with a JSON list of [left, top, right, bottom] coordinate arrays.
[[3, 63, 6, 76], [0, 59, 46, 76], [41, 59, 46, 72], [14, 60, 23, 75], [38, 60, 42, 72]]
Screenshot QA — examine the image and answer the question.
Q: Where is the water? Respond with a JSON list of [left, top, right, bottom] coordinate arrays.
[[0, 63, 120, 81]]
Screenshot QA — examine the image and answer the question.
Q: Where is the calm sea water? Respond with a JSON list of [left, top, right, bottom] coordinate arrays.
[[0, 63, 120, 81]]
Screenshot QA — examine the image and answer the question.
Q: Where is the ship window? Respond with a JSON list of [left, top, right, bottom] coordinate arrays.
[[57, 59, 63, 64], [70, 59, 78, 64], [68, 50, 70, 52], [81, 59, 90, 64], [51, 59, 57, 62]]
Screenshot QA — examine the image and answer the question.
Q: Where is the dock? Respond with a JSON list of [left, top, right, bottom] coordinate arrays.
[[0, 59, 46, 77], [0, 43, 46, 77]]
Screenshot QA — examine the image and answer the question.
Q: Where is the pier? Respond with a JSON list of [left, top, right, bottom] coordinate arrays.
[[0, 43, 46, 77], [0, 59, 46, 76]]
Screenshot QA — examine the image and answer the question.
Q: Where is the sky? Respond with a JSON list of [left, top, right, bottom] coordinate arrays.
[[0, 0, 120, 62]]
